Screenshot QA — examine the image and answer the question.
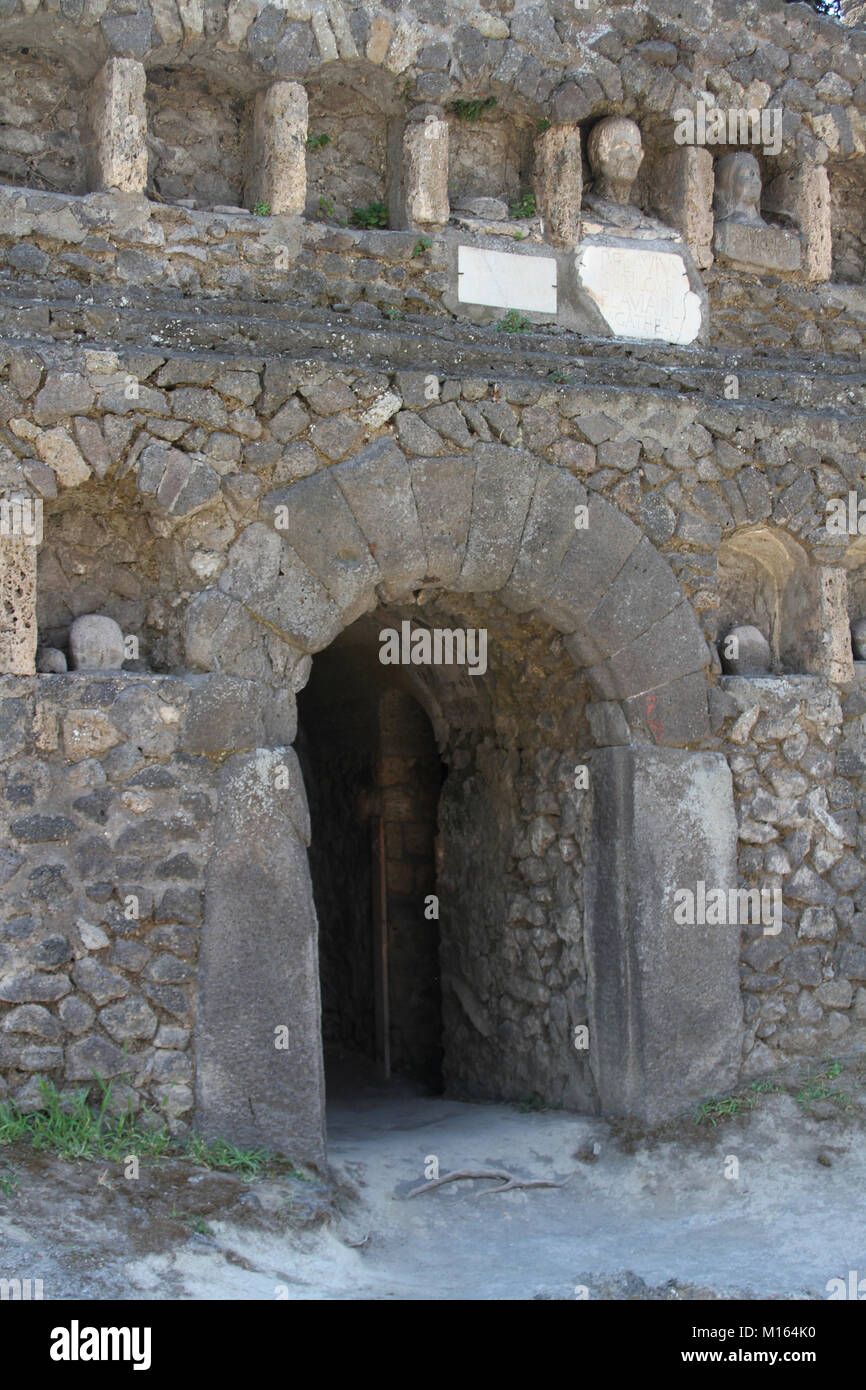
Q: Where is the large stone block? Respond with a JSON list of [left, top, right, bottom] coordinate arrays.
[[456, 444, 539, 592], [408, 456, 475, 586], [88, 58, 148, 194], [533, 123, 582, 249], [499, 465, 587, 614], [219, 522, 343, 653], [585, 746, 742, 1122], [249, 81, 308, 216], [263, 473, 380, 626], [332, 439, 427, 600], [536, 495, 642, 634], [195, 749, 325, 1165], [713, 219, 801, 275]]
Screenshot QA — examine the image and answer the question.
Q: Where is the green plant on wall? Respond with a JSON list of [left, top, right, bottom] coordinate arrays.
[[412, 236, 433, 257], [495, 309, 533, 333], [252, 200, 271, 217], [318, 195, 334, 220], [306, 133, 331, 150], [351, 201, 389, 229], [449, 96, 497, 122], [509, 192, 537, 219]]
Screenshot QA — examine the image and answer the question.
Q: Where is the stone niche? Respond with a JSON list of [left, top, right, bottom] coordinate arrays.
[[446, 102, 536, 211], [305, 64, 401, 227], [718, 527, 853, 683], [712, 151, 831, 284], [146, 67, 253, 210], [0, 47, 89, 196]]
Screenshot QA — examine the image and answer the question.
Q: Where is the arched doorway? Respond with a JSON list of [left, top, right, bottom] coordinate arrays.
[[296, 618, 445, 1096], [195, 440, 742, 1164]]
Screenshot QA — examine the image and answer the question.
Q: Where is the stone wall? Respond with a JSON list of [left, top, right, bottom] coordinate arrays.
[[145, 69, 252, 211], [718, 675, 866, 1070], [0, 50, 88, 198]]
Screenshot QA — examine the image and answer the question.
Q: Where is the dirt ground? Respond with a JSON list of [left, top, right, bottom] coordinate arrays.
[[2, 1059, 865, 1301]]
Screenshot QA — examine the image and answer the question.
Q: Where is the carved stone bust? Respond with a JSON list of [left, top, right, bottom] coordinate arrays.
[[586, 117, 644, 206], [714, 152, 766, 227]]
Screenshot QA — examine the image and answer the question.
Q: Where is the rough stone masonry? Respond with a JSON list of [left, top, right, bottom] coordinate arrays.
[[0, 0, 865, 1166]]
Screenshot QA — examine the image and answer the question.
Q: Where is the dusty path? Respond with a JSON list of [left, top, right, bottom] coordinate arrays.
[[1, 1071, 864, 1300]]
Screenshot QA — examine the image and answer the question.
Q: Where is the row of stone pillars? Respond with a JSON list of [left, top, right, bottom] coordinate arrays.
[[84, 56, 587, 240]]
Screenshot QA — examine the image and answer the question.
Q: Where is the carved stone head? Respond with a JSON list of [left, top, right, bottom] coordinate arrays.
[[587, 117, 644, 205], [714, 152, 765, 227]]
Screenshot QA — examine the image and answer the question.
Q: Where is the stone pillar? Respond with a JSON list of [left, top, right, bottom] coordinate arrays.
[[782, 565, 855, 683], [584, 747, 742, 1122], [651, 146, 714, 269], [196, 748, 326, 1166], [248, 81, 308, 216], [0, 529, 37, 676], [763, 165, 832, 284], [533, 124, 582, 249], [399, 109, 450, 230], [88, 57, 148, 194]]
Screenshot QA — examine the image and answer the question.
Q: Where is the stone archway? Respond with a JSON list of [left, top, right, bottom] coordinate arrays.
[[194, 440, 743, 1163]]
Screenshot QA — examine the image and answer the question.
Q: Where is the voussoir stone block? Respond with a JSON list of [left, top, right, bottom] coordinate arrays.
[[620, 670, 710, 746], [536, 495, 641, 634], [583, 536, 684, 660], [499, 464, 588, 614], [219, 522, 343, 652], [408, 456, 475, 586], [456, 444, 539, 593], [585, 601, 711, 701], [262, 472, 380, 626], [332, 439, 427, 600]]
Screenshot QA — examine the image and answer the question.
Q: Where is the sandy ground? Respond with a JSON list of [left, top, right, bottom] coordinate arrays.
[[1, 1061, 865, 1301]]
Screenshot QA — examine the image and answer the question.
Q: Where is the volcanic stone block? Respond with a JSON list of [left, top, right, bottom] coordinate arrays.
[[88, 58, 148, 194], [333, 439, 426, 600], [587, 601, 711, 701], [264, 472, 380, 625], [220, 522, 343, 652], [0, 538, 36, 675], [583, 537, 684, 659], [499, 465, 587, 613], [408, 456, 475, 586], [249, 81, 308, 216], [196, 749, 325, 1164], [585, 746, 742, 1122], [533, 123, 582, 248], [537, 495, 641, 634], [456, 444, 539, 592]]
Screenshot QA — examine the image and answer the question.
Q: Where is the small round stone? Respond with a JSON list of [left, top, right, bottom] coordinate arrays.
[[69, 614, 126, 671], [36, 646, 67, 673], [720, 624, 771, 676]]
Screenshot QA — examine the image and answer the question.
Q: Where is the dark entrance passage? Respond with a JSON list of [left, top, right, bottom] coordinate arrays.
[[296, 618, 445, 1096]]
